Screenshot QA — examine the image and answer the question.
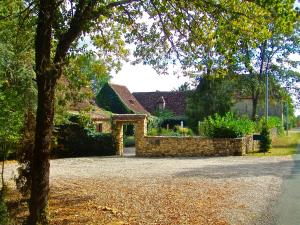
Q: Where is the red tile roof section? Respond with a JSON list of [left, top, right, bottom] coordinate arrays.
[[109, 84, 149, 114], [133, 91, 187, 116]]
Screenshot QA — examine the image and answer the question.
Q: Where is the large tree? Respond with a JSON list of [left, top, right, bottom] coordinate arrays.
[[233, 19, 299, 120], [0, 0, 36, 160], [1, 0, 296, 223], [186, 75, 234, 133]]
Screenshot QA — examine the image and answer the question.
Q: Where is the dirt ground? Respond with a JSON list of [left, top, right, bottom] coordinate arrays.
[[4, 155, 293, 225]]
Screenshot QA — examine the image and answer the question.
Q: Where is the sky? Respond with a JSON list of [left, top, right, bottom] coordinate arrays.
[[111, 62, 191, 93]]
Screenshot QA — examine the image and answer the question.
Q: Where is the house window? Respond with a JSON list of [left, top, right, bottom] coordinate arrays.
[[96, 122, 103, 133]]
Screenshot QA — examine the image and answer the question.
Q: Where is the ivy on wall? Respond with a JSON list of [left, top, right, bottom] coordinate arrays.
[[96, 83, 133, 114]]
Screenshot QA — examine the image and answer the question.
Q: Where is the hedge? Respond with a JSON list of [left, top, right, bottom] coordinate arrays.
[[52, 123, 116, 158], [202, 112, 255, 138]]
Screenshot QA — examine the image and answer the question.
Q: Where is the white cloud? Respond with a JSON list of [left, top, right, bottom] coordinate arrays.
[[111, 62, 191, 92]]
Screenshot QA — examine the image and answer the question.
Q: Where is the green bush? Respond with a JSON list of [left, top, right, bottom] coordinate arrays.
[[124, 136, 135, 147], [257, 116, 284, 135], [161, 118, 187, 129], [259, 123, 271, 153], [52, 123, 116, 158], [0, 198, 9, 225], [203, 112, 255, 138], [148, 126, 193, 136], [147, 116, 160, 133], [148, 128, 181, 136], [174, 126, 194, 136]]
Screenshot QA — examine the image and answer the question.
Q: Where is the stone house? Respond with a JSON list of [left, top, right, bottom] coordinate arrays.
[[132, 91, 187, 117], [92, 83, 283, 132], [133, 91, 283, 120], [231, 96, 283, 119], [96, 83, 149, 115]]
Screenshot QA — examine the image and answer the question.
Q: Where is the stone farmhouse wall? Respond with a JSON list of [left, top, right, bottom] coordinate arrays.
[[111, 115, 279, 157], [136, 135, 254, 157]]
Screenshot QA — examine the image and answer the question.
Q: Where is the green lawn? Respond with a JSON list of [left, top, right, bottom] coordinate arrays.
[[249, 130, 300, 156]]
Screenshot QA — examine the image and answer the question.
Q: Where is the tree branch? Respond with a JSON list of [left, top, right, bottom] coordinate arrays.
[[53, 0, 140, 72]]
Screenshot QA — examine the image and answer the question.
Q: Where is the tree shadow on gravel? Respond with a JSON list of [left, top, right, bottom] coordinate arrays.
[[174, 160, 299, 179]]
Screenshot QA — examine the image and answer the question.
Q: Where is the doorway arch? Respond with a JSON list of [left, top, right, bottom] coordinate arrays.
[[112, 114, 147, 156]]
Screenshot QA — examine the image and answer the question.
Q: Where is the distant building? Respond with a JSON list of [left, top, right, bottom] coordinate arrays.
[[232, 96, 283, 119], [91, 83, 284, 132], [132, 91, 187, 117], [96, 83, 149, 114]]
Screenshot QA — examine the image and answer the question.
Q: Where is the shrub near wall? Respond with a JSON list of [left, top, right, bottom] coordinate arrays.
[[203, 112, 255, 138], [52, 123, 116, 158], [257, 116, 284, 135]]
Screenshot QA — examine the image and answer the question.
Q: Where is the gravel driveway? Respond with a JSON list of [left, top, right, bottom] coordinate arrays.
[[4, 155, 293, 224]]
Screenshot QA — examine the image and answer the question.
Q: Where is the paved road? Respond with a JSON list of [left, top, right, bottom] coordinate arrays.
[[274, 129, 300, 225], [123, 147, 135, 156]]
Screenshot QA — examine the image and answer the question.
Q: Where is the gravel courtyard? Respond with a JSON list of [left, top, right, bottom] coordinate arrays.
[[5, 154, 294, 225]]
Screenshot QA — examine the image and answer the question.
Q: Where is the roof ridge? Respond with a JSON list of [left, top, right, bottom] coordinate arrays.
[[109, 83, 127, 88], [108, 83, 149, 114]]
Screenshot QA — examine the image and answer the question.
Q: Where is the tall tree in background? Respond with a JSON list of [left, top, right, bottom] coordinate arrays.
[[234, 19, 299, 120], [1, 0, 297, 224], [186, 75, 234, 133], [0, 0, 36, 161]]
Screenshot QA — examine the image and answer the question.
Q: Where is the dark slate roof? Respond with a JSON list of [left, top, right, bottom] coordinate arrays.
[[109, 84, 149, 114], [132, 91, 187, 116]]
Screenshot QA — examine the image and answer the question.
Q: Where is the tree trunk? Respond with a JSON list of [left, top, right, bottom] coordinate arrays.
[[251, 91, 260, 121], [28, 74, 57, 225]]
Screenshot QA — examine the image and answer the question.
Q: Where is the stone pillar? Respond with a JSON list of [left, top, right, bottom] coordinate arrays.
[[113, 122, 124, 156], [135, 118, 147, 155]]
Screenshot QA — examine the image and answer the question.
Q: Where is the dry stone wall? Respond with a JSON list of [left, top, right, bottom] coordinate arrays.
[[111, 114, 257, 157], [136, 135, 255, 157]]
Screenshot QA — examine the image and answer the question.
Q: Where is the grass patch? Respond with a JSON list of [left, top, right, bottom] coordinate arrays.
[[249, 130, 300, 156], [124, 136, 135, 147]]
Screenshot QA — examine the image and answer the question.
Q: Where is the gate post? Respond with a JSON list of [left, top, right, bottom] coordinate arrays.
[[112, 121, 124, 156], [135, 117, 147, 155]]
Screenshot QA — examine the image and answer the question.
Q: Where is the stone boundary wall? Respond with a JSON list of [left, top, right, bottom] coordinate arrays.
[[136, 135, 254, 157]]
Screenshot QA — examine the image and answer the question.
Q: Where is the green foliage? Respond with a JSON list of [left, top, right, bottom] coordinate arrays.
[[283, 98, 297, 129], [96, 83, 132, 114], [123, 124, 134, 136], [66, 53, 111, 94], [174, 126, 194, 136], [259, 123, 272, 153], [148, 125, 194, 137], [52, 123, 116, 158], [147, 116, 160, 133], [0, 0, 36, 155], [0, 198, 9, 225], [1, 0, 297, 222], [202, 112, 255, 138], [148, 128, 181, 136], [153, 109, 174, 120], [153, 109, 178, 129], [124, 136, 135, 147], [257, 116, 284, 135], [174, 82, 192, 92], [232, 19, 299, 119], [130, 0, 297, 75], [54, 52, 112, 126], [15, 111, 35, 198], [161, 118, 188, 130], [186, 75, 234, 133]]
